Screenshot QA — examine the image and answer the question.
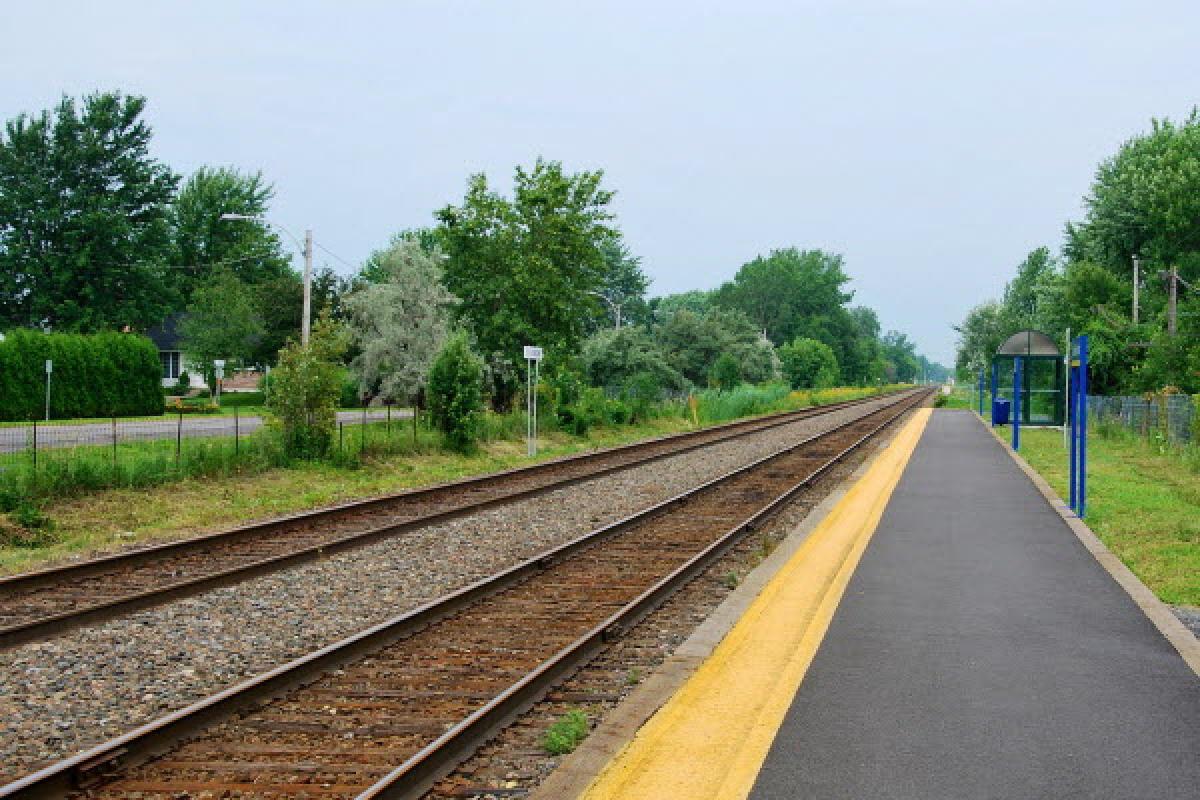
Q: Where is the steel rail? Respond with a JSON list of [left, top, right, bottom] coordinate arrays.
[[0, 389, 930, 800], [0, 391, 910, 648]]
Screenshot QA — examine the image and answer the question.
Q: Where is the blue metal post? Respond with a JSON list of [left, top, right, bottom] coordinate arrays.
[[1012, 357, 1022, 450], [1078, 335, 1088, 518], [990, 361, 999, 426], [1068, 359, 1078, 512], [977, 368, 985, 416]]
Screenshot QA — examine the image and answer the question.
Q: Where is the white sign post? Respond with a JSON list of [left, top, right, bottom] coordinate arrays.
[[213, 359, 226, 407], [44, 359, 52, 421], [523, 346, 543, 457]]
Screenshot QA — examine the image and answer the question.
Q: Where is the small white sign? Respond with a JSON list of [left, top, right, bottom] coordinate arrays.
[[44, 359, 53, 374], [523, 346, 543, 361]]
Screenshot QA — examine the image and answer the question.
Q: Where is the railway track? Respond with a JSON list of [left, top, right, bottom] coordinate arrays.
[[0, 391, 908, 648], [0, 388, 930, 800]]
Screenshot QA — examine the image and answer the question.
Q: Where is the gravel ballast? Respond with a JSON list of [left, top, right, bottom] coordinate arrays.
[[0, 397, 902, 780]]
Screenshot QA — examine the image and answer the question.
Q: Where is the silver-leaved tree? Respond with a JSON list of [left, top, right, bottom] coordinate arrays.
[[345, 238, 458, 406]]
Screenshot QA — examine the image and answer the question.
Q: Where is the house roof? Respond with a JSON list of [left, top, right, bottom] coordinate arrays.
[[146, 312, 185, 351]]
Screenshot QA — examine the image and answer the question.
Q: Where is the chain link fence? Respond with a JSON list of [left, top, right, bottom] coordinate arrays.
[[1087, 393, 1199, 446], [0, 404, 410, 480]]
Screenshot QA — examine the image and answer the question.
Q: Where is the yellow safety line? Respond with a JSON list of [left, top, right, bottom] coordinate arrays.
[[579, 408, 932, 800]]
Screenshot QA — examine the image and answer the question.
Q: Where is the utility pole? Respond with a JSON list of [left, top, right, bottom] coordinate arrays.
[[302, 229, 313, 345], [1132, 254, 1140, 324], [1167, 265, 1178, 337]]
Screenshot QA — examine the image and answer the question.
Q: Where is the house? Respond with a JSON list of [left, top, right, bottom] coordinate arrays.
[[145, 313, 200, 390]]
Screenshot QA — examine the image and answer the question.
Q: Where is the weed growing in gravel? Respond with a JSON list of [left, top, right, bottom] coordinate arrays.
[[722, 571, 740, 589], [625, 668, 642, 686], [542, 709, 590, 755]]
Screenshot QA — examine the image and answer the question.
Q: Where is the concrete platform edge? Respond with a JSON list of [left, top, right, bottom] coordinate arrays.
[[973, 411, 1200, 677], [529, 407, 920, 800]]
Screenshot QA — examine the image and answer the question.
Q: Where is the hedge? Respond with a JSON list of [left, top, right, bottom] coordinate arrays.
[[0, 329, 163, 420]]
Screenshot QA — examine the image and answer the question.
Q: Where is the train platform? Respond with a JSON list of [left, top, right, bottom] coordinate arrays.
[[569, 408, 1200, 800]]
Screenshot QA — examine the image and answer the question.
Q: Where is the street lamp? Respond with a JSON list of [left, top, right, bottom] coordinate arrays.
[[219, 213, 314, 345], [588, 291, 622, 329]]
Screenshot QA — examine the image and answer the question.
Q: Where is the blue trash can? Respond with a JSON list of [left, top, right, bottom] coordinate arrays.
[[991, 397, 1011, 426]]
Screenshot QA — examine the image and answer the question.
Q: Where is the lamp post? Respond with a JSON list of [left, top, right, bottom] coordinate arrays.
[[219, 213, 313, 345], [587, 291, 622, 328]]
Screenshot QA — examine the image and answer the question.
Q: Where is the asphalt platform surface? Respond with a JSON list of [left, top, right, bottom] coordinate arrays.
[[750, 410, 1199, 799]]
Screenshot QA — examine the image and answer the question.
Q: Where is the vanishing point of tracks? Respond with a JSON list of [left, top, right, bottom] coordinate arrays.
[[0, 392, 903, 648], [0, 388, 930, 800]]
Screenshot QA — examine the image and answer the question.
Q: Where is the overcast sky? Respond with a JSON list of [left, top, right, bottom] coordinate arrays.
[[4, 1, 1197, 363]]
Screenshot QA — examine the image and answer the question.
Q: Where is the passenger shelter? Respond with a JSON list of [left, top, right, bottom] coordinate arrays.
[[992, 330, 1065, 426]]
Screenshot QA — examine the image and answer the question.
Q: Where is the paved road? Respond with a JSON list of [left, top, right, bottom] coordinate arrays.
[[750, 410, 1200, 799], [0, 409, 411, 454]]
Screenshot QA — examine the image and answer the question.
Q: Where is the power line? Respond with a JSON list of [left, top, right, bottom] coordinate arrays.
[[314, 241, 358, 272]]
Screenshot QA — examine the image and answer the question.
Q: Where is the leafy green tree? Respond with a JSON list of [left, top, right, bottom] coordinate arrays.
[[428, 332, 484, 452], [592, 238, 651, 329], [250, 266, 351, 366], [657, 307, 776, 386], [650, 289, 714, 321], [778, 337, 840, 389], [881, 330, 920, 383], [359, 228, 440, 284], [345, 240, 457, 403], [710, 353, 742, 390], [179, 269, 264, 376], [0, 91, 178, 331], [580, 326, 685, 392], [1001, 247, 1065, 336], [1066, 111, 1200, 286], [172, 166, 292, 302], [713, 248, 853, 346], [436, 159, 617, 408], [266, 312, 349, 458]]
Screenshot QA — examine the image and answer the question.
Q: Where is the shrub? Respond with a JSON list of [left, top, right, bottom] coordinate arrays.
[[623, 371, 663, 423], [778, 337, 840, 389], [542, 709, 590, 756], [174, 371, 191, 395], [339, 370, 361, 408], [0, 329, 162, 420], [710, 353, 742, 390], [428, 333, 484, 452], [266, 313, 348, 458]]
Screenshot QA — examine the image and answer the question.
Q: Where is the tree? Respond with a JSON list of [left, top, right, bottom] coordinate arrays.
[[266, 312, 349, 458], [713, 248, 853, 346], [592, 238, 651, 330], [172, 166, 292, 302], [1066, 111, 1200, 285], [778, 337, 840, 389], [580, 326, 685, 392], [657, 307, 776, 386], [359, 228, 440, 284], [345, 239, 457, 403], [650, 289, 714, 321], [428, 332, 484, 452], [881, 330, 920, 383], [710, 353, 742, 390], [436, 159, 618, 409], [179, 269, 264, 376], [1001, 247, 1064, 336], [250, 266, 351, 366], [0, 91, 178, 331]]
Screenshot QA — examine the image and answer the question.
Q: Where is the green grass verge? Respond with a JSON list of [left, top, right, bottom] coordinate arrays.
[[1009, 423, 1199, 606], [0, 385, 905, 574]]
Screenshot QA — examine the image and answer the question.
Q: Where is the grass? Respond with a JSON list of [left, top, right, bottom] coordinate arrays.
[[542, 709, 590, 756], [938, 386, 977, 410], [0, 385, 909, 574], [1003, 422, 1199, 606]]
